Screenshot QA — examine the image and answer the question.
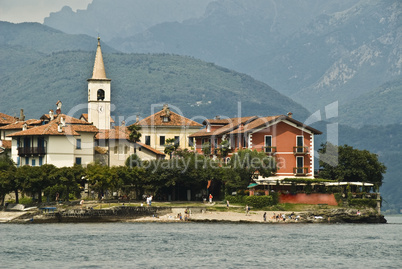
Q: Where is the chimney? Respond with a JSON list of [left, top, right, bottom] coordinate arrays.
[[121, 120, 126, 127], [287, 112, 293, 118], [22, 122, 27, 131], [136, 115, 139, 123], [49, 110, 54, 121], [56, 100, 62, 115], [19, 109, 25, 121], [215, 115, 220, 120], [60, 116, 66, 126], [58, 123, 63, 133]]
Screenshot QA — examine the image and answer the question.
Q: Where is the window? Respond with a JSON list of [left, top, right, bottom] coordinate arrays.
[[174, 136, 180, 147], [97, 89, 105, 101], [264, 135, 272, 153], [114, 145, 118, 154], [145, 135, 151, 146], [160, 136, 165, 146], [17, 157, 20, 167], [296, 156, 304, 174], [38, 137, 44, 148], [162, 116, 169, 122], [32, 159, 36, 166], [242, 135, 247, 148], [76, 139, 81, 149], [188, 137, 194, 147], [39, 157, 43, 166], [25, 157, 29, 165], [75, 157, 82, 165], [296, 136, 304, 152], [124, 145, 128, 154]]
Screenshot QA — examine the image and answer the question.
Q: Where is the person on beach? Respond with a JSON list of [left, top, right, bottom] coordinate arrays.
[[209, 194, 213, 203], [226, 200, 230, 209], [263, 212, 267, 221], [80, 199, 84, 209], [245, 205, 250, 216]]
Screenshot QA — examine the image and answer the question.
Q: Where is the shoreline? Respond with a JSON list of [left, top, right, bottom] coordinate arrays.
[[1, 206, 387, 224]]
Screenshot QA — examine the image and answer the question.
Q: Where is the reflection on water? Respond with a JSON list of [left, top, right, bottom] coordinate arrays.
[[1, 216, 402, 268]]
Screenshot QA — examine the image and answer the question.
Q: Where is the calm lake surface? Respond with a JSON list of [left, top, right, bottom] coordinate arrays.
[[1, 216, 401, 269]]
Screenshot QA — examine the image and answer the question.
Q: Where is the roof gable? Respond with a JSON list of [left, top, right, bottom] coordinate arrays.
[[134, 107, 202, 128]]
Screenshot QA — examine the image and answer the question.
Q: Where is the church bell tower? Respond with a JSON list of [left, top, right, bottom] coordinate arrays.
[[88, 37, 111, 130]]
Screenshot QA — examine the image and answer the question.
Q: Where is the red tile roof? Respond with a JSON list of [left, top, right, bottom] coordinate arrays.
[[7, 114, 98, 137], [191, 115, 322, 137], [96, 126, 165, 156], [137, 142, 165, 156], [0, 119, 41, 130], [189, 116, 257, 137], [134, 108, 202, 128], [227, 116, 281, 135], [0, 113, 17, 126], [0, 140, 11, 149], [96, 126, 129, 140]]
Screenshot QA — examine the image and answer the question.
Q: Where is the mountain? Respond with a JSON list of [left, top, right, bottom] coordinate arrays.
[[339, 78, 402, 127], [44, 0, 401, 122], [44, 0, 214, 43], [0, 23, 309, 123], [0, 21, 117, 76]]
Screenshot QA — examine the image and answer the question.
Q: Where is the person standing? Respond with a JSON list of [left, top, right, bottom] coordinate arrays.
[[209, 194, 213, 203], [245, 205, 249, 216], [226, 200, 230, 209], [263, 212, 267, 222]]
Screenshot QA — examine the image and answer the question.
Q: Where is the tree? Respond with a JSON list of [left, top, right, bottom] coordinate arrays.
[[201, 142, 211, 156], [164, 138, 179, 159], [227, 149, 276, 190], [128, 124, 142, 153], [219, 139, 230, 158], [125, 154, 142, 167], [318, 143, 386, 186], [0, 153, 16, 206]]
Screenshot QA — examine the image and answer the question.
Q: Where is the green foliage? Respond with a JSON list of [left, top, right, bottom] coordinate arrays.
[[245, 195, 276, 209], [201, 142, 211, 156], [349, 199, 377, 209], [225, 195, 246, 205], [226, 149, 276, 190], [319, 143, 386, 186], [164, 138, 178, 158], [125, 154, 142, 168]]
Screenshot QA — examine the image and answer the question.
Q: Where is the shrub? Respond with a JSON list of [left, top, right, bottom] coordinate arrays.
[[225, 195, 246, 204], [245, 195, 275, 209], [349, 198, 377, 208]]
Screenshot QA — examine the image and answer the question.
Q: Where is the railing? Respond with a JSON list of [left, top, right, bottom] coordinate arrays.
[[263, 146, 277, 154], [293, 167, 309, 176], [17, 147, 46, 156], [293, 146, 309, 154]]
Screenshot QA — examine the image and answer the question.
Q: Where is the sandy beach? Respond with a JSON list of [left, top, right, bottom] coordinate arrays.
[[128, 208, 303, 223]]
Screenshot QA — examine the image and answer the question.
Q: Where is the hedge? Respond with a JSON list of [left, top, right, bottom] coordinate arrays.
[[349, 198, 377, 208]]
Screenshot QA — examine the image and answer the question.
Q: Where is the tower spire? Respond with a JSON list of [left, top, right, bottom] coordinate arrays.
[[91, 37, 108, 79]]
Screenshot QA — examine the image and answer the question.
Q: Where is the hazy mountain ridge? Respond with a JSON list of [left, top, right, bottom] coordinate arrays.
[[44, 0, 214, 43], [0, 23, 309, 122]]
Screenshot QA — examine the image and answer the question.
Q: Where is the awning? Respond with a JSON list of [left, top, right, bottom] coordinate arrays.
[[247, 183, 258, 188]]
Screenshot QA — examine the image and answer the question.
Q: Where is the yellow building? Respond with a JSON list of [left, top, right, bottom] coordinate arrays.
[[133, 105, 202, 157]]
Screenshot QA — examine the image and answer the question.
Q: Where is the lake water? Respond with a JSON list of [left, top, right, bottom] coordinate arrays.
[[1, 216, 402, 269]]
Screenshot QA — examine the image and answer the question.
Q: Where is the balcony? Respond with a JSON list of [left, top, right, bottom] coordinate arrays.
[[17, 147, 46, 156], [293, 167, 309, 176], [293, 146, 309, 155], [263, 146, 276, 155]]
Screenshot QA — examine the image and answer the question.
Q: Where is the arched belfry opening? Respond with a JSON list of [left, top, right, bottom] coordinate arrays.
[[97, 89, 105, 101]]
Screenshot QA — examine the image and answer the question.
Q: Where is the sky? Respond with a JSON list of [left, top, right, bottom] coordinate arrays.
[[0, 0, 92, 23]]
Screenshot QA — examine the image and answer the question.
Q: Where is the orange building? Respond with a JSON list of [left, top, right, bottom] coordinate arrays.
[[189, 113, 322, 180]]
